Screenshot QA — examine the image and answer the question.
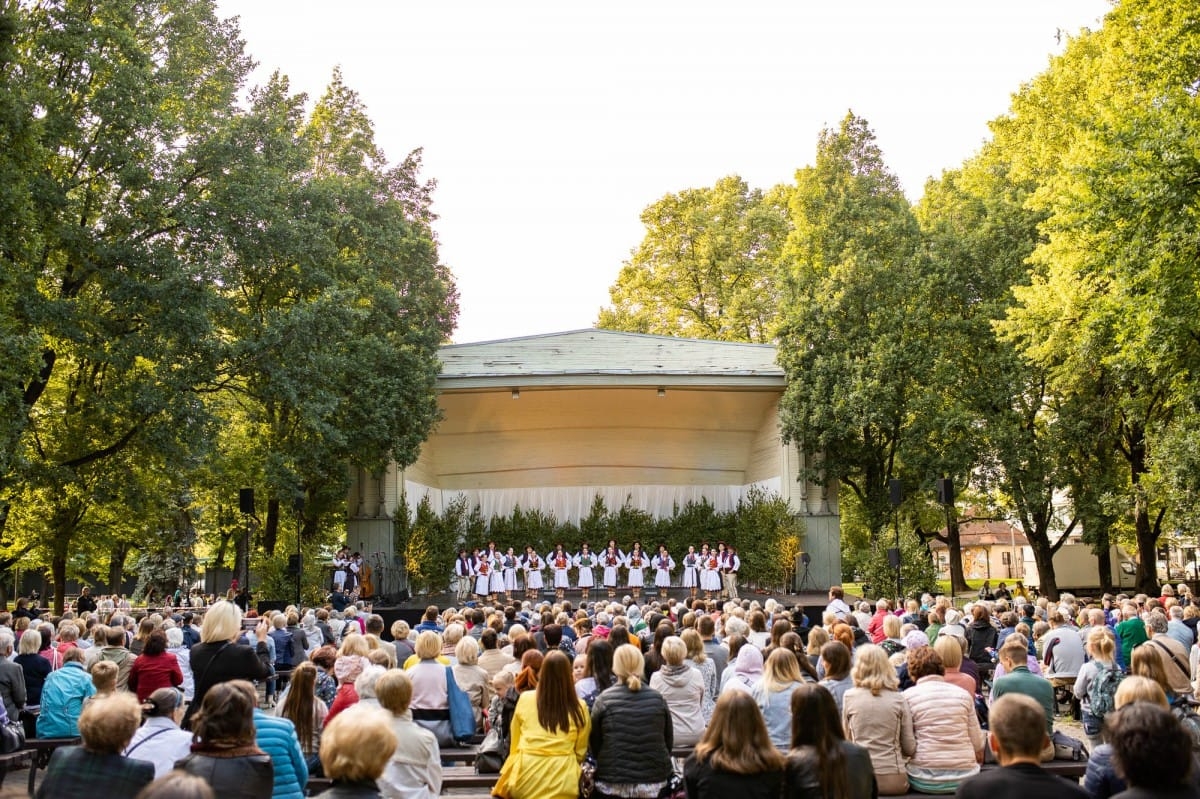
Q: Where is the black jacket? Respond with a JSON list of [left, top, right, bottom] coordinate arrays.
[[590, 684, 673, 785], [785, 740, 876, 799], [176, 748, 274, 798], [181, 640, 272, 729], [315, 780, 384, 798]]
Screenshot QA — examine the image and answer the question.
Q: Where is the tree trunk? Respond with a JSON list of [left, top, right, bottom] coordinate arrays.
[[1096, 530, 1114, 592], [1134, 504, 1159, 594], [108, 542, 128, 595], [1028, 536, 1059, 600], [52, 551, 67, 616], [263, 497, 280, 556], [945, 507, 969, 595]]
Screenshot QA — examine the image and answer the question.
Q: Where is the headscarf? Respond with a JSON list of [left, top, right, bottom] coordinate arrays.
[[732, 645, 764, 688], [334, 654, 368, 685]]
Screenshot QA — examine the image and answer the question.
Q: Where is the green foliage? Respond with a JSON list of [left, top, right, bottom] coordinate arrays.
[[856, 527, 940, 603]]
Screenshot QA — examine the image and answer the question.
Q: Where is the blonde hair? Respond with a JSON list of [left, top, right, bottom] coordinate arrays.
[[79, 692, 142, 754], [320, 706, 397, 781], [18, 629, 40, 656], [414, 630, 442, 660], [661, 637, 687, 667], [339, 633, 370, 658], [1087, 627, 1116, 663], [933, 635, 963, 669], [612, 644, 645, 692], [680, 628, 706, 662], [761, 648, 803, 694], [201, 601, 242, 644], [443, 623, 464, 648], [90, 659, 119, 693], [882, 614, 901, 639], [850, 644, 898, 695], [376, 669, 413, 715], [1114, 674, 1169, 708], [455, 637, 480, 666], [807, 626, 829, 656]]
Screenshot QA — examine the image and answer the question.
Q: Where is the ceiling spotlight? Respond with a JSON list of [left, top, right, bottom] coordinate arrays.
[[512, 389, 520, 399]]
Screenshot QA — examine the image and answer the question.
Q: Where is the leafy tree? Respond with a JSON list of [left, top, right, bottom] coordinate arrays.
[[598, 176, 789, 342]]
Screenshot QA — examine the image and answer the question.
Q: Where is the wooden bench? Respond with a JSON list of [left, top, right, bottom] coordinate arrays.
[[442, 745, 479, 764], [306, 776, 333, 795], [892, 760, 1087, 798], [442, 764, 499, 791]]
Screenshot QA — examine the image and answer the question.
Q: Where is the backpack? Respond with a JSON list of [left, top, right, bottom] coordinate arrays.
[[1088, 662, 1123, 720], [1172, 699, 1200, 750]]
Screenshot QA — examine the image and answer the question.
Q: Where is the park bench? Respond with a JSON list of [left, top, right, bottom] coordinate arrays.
[[15, 735, 82, 794]]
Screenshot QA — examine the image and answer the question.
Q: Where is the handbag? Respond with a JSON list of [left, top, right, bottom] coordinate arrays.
[[578, 756, 596, 799], [658, 769, 685, 799], [445, 666, 476, 742], [474, 725, 507, 774], [0, 718, 25, 754]]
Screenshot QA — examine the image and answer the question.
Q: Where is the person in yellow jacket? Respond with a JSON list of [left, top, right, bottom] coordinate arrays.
[[493, 650, 590, 799]]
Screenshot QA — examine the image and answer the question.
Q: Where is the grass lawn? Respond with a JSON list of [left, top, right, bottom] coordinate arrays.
[[843, 578, 996, 603]]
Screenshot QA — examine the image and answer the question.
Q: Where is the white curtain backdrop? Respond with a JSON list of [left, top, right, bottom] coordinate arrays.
[[399, 478, 782, 523]]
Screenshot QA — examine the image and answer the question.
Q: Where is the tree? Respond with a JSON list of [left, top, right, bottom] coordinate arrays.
[[598, 176, 789, 342], [776, 112, 927, 559]]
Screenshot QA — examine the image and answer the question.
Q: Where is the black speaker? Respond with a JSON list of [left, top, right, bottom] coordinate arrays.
[[936, 477, 955, 505], [376, 607, 425, 640], [256, 600, 288, 615], [887, 548, 902, 569], [239, 488, 255, 515], [801, 552, 812, 566], [889, 479, 903, 508], [286, 555, 301, 575]]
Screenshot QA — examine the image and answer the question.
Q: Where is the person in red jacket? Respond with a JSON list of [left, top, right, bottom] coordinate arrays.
[[127, 630, 183, 703]]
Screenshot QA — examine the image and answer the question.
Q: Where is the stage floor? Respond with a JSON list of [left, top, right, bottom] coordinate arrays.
[[372, 588, 833, 613]]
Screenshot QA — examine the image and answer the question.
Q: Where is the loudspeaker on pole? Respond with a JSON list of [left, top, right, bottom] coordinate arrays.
[[889, 479, 903, 508], [936, 477, 955, 506], [887, 547, 902, 569], [239, 488, 255, 515]]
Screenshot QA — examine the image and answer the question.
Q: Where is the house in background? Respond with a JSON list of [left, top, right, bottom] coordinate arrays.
[[929, 519, 1028, 582]]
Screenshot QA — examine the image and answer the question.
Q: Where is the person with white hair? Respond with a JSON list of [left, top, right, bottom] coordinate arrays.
[[165, 626, 194, 702]]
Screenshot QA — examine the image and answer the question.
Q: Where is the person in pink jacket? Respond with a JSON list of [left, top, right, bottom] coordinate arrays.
[[902, 646, 985, 794]]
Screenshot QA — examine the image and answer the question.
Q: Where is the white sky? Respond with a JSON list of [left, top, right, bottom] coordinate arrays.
[[215, 1, 1111, 344]]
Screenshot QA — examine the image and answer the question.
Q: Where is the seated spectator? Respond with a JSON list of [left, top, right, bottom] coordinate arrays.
[[16, 626, 51, 708], [817, 641, 852, 714], [903, 645, 984, 793], [991, 637, 1055, 761], [1108, 701, 1200, 798], [651, 636, 706, 747], [176, 680, 274, 798], [958, 693, 1088, 799], [92, 659, 120, 698], [320, 705, 399, 798], [165, 627, 195, 702], [35, 692, 154, 799], [933, 635, 975, 696], [376, 669, 441, 799], [134, 771, 215, 799], [275, 662, 327, 775], [842, 644, 914, 796], [683, 691, 786, 799], [1084, 675, 1170, 799], [1074, 626, 1119, 749], [123, 687, 193, 778], [253, 687, 308, 799], [453, 637, 491, 733], [129, 630, 184, 703], [37, 646, 96, 737], [0, 628, 27, 724], [751, 647, 806, 751], [785, 682, 876, 799]]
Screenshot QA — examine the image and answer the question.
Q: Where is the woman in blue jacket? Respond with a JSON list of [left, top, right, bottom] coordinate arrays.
[[36, 647, 95, 738], [254, 705, 309, 799]]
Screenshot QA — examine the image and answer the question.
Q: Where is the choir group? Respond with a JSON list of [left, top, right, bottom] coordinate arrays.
[[452, 539, 742, 604]]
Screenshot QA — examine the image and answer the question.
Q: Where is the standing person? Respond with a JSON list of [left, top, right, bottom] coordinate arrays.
[[716, 543, 730, 600], [681, 546, 700, 600], [522, 547, 544, 602], [723, 546, 741, 601], [700, 544, 721, 600], [332, 548, 349, 594], [473, 548, 492, 600], [346, 552, 362, 596], [492, 650, 590, 799], [485, 542, 505, 602], [956, 693, 1089, 799], [626, 542, 647, 601], [652, 545, 675, 601], [785, 682, 877, 799], [75, 587, 98, 615], [842, 644, 915, 796], [589, 644, 674, 799], [35, 693, 155, 799], [575, 544, 596, 602], [549, 545, 571, 602], [602, 545, 623, 600], [182, 601, 272, 730], [683, 691, 787, 799], [176, 681, 274, 798], [501, 547, 521, 603], [453, 550, 474, 604], [825, 587, 852, 621]]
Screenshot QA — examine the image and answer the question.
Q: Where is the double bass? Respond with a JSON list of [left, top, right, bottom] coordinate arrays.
[[359, 559, 374, 600]]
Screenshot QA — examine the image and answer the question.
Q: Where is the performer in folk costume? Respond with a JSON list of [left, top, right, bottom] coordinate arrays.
[[522, 546, 544, 601], [626, 542, 647, 600], [574, 543, 596, 601], [473, 547, 492, 598], [454, 549, 475, 603], [549, 544, 571, 601], [346, 552, 362, 594], [484, 541, 505, 601], [501, 547, 520, 602], [332, 546, 349, 592], [721, 544, 741, 600], [699, 543, 722, 600], [715, 542, 729, 600], [602, 544, 623, 599], [681, 545, 700, 599], [652, 544, 675, 600]]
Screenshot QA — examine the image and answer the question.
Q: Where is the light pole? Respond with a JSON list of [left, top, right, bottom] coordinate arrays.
[[293, 494, 305, 607]]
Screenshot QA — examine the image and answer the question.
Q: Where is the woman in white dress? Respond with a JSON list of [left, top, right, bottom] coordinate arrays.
[[549, 544, 572, 600], [473, 547, 492, 598], [484, 543, 505, 600], [523, 546, 544, 601], [681, 545, 700, 599], [574, 543, 596, 601], [700, 543, 722, 599], [625, 542, 647, 600], [501, 547, 520, 602], [332, 548, 349, 592], [652, 545, 675, 599], [601, 545, 623, 599]]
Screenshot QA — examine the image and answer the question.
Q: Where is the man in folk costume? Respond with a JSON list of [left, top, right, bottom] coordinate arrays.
[[574, 543, 596, 601], [453, 548, 474, 603], [522, 546, 544, 601], [501, 546, 520, 603], [652, 544, 675, 600], [722, 544, 741, 601], [549, 543, 571, 601], [716, 542, 730, 600], [602, 544, 623, 599], [626, 542, 647, 601], [473, 547, 492, 598], [699, 543, 721, 600]]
